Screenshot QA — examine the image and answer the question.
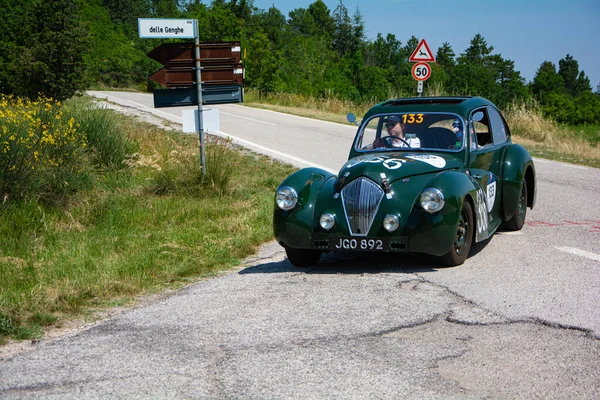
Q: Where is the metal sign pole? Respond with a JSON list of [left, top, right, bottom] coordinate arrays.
[[194, 20, 206, 177]]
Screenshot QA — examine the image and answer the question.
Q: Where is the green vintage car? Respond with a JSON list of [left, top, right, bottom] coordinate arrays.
[[274, 97, 536, 267]]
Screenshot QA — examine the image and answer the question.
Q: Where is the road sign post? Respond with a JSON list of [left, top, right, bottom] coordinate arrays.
[[409, 39, 435, 97], [139, 19, 245, 178], [194, 22, 206, 178], [411, 62, 431, 97]]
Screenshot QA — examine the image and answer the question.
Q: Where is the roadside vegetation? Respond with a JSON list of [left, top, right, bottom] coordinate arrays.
[[244, 90, 600, 168], [0, 95, 294, 344]]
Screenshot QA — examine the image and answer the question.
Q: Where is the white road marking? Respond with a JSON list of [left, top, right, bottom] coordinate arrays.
[[220, 111, 277, 126], [555, 246, 600, 262], [91, 92, 181, 121], [214, 130, 336, 174], [496, 231, 524, 236]]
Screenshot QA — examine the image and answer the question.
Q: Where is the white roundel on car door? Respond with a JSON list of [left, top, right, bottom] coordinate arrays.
[[405, 155, 446, 168]]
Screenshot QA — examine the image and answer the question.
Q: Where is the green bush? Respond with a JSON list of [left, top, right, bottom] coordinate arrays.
[[146, 137, 235, 196], [0, 95, 93, 203], [65, 102, 138, 170]]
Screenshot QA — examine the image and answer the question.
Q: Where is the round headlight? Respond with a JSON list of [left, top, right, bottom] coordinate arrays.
[[383, 214, 400, 232], [420, 188, 445, 213], [276, 186, 298, 211], [319, 213, 335, 230]]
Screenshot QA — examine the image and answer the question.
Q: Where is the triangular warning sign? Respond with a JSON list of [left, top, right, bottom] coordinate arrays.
[[409, 39, 435, 62]]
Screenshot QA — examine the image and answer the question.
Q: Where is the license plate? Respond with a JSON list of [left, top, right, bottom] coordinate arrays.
[[330, 237, 387, 251]]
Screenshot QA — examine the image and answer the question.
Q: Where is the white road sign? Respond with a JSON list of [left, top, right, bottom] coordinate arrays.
[[412, 62, 431, 81], [138, 18, 196, 39]]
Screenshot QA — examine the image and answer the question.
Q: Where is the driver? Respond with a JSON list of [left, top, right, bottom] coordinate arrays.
[[373, 116, 421, 148]]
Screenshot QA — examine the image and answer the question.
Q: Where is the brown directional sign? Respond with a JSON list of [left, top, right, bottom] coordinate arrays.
[[147, 41, 244, 105], [149, 63, 244, 88], [147, 41, 244, 88], [147, 42, 242, 67]]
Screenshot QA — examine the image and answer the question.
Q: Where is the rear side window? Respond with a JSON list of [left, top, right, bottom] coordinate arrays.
[[488, 107, 508, 145]]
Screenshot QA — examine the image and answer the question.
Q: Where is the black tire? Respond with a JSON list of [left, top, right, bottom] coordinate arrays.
[[285, 248, 322, 267], [440, 201, 474, 266], [504, 179, 528, 231]]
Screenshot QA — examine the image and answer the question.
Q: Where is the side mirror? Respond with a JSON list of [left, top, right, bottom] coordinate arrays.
[[346, 113, 358, 125], [472, 111, 484, 123]]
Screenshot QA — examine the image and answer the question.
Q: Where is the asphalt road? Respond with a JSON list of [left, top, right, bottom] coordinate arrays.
[[1, 91, 598, 399]]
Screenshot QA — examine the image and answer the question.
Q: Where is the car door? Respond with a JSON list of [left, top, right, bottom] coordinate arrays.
[[468, 106, 508, 240]]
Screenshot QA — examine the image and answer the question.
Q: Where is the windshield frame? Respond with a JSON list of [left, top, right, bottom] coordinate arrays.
[[352, 112, 467, 154]]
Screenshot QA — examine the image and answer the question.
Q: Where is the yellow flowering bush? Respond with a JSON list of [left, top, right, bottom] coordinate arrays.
[[0, 95, 91, 202]]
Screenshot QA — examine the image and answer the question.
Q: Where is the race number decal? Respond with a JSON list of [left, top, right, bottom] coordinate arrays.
[[345, 155, 406, 170], [475, 187, 489, 239], [383, 158, 405, 170], [486, 173, 497, 211]]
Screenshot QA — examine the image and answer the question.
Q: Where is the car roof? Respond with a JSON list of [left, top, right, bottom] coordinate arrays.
[[363, 96, 496, 120]]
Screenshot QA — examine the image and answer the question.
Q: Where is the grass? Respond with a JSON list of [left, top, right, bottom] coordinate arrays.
[[244, 89, 600, 168], [0, 99, 296, 345]]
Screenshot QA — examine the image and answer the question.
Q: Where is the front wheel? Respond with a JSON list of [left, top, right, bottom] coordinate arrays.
[[504, 178, 528, 231], [285, 248, 322, 267], [440, 201, 474, 266]]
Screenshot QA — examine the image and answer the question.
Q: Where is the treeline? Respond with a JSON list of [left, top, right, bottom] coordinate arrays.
[[1, 0, 599, 125]]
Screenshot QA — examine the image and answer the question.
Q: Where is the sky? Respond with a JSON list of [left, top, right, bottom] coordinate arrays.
[[251, 0, 600, 89]]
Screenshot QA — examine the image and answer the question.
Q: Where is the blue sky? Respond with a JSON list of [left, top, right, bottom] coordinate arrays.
[[251, 0, 600, 89]]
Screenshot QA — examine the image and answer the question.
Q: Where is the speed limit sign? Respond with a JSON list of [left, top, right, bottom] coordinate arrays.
[[411, 62, 431, 81]]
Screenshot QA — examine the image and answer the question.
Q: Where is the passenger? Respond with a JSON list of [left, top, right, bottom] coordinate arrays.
[[452, 118, 464, 148], [373, 116, 421, 148]]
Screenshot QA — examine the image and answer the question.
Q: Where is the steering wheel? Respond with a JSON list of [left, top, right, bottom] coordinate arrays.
[[384, 135, 411, 148]]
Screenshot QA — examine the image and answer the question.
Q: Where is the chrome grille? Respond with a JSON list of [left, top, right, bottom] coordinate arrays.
[[341, 177, 384, 236]]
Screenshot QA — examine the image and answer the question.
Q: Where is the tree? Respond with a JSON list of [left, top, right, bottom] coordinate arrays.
[[332, 1, 352, 57], [572, 91, 600, 125], [151, 0, 181, 17], [531, 61, 564, 102], [351, 6, 365, 54], [102, 0, 151, 26], [244, 31, 279, 98], [229, 0, 255, 21], [257, 6, 286, 48], [308, 0, 334, 38], [450, 34, 526, 106], [288, 7, 318, 36], [558, 54, 579, 97], [367, 33, 402, 69], [436, 42, 456, 72], [9, 0, 89, 100], [403, 36, 419, 62]]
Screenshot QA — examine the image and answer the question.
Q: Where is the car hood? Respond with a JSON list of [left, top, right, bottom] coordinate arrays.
[[337, 153, 464, 186]]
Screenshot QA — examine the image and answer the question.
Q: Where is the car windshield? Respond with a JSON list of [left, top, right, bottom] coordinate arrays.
[[354, 112, 465, 152]]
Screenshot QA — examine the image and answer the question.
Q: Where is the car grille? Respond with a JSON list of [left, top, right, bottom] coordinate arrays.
[[341, 177, 384, 236]]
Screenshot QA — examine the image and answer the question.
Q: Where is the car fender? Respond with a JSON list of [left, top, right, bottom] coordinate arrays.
[[409, 170, 484, 254], [501, 144, 536, 221], [273, 168, 336, 248]]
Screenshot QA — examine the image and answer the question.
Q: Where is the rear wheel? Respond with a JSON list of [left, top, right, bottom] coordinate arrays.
[[504, 178, 528, 231], [285, 248, 322, 267], [440, 201, 474, 266]]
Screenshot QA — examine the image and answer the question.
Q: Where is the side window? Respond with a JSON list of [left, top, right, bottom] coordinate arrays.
[[469, 123, 478, 150], [471, 108, 493, 147], [488, 107, 508, 145]]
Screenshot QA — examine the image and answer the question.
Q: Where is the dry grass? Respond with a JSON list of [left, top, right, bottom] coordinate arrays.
[[245, 90, 599, 168], [505, 101, 600, 167]]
